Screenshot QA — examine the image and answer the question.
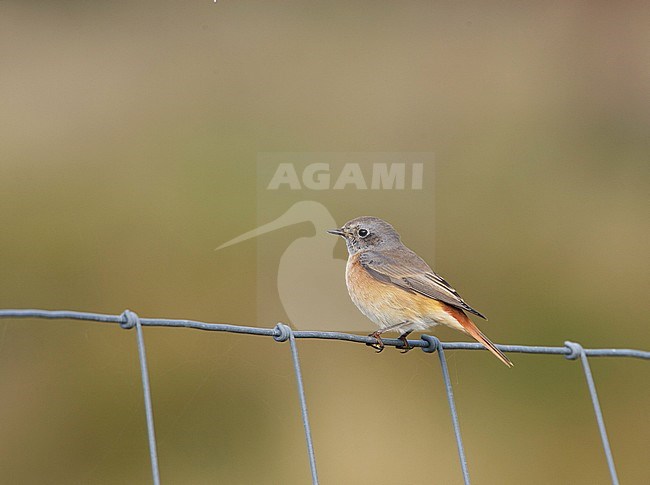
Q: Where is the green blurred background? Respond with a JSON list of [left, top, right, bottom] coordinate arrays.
[[1, 1, 648, 484]]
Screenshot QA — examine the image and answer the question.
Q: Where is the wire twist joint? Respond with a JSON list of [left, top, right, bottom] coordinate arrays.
[[564, 341, 584, 360], [273, 323, 292, 342], [420, 334, 439, 353], [120, 309, 139, 330]]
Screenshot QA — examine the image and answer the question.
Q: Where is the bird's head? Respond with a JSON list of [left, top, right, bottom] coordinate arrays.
[[327, 216, 401, 255]]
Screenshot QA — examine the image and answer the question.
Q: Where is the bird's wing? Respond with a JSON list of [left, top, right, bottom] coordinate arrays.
[[359, 248, 487, 319]]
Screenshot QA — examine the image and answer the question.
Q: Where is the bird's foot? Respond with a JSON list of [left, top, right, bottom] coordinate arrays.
[[366, 331, 385, 353], [398, 334, 413, 353]]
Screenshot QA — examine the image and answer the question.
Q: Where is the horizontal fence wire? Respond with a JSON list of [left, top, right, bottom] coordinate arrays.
[[1, 308, 649, 485], [2, 309, 649, 359]]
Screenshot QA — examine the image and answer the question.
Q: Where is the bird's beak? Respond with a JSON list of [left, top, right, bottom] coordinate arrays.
[[327, 228, 344, 236]]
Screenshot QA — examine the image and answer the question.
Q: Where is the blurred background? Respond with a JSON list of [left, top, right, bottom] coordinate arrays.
[[1, 1, 648, 484]]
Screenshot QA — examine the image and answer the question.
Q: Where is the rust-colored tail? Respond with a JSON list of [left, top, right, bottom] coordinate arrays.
[[448, 308, 513, 367]]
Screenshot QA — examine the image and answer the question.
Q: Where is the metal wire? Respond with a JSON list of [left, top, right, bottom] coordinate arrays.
[[1, 308, 648, 485], [120, 310, 161, 485], [422, 335, 470, 485], [565, 341, 619, 485], [2, 309, 648, 359], [274, 323, 319, 485]]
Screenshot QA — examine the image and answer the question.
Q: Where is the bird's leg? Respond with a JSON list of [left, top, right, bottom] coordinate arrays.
[[367, 322, 410, 353], [366, 330, 385, 353], [398, 330, 414, 353]]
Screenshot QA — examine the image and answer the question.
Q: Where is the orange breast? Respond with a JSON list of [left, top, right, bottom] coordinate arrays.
[[345, 252, 448, 329]]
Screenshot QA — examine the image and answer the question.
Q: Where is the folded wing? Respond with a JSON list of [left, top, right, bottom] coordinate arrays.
[[359, 247, 487, 319]]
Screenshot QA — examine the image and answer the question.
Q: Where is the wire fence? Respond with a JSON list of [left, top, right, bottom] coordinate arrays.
[[1, 308, 648, 485]]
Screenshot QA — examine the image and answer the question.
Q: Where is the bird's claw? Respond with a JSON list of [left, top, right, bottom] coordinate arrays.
[[366, 332, 385, 353], [398, 335, 413, 353]]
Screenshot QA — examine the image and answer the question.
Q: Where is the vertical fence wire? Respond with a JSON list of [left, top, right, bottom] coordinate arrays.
[[565, 341, 619, 485], [275, 323, 319, 485], [422, 335, 470, 485], [121, 310, 161, 485]]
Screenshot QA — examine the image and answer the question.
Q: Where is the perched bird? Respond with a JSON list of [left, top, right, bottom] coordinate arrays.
[[328, 216, 513, 367]]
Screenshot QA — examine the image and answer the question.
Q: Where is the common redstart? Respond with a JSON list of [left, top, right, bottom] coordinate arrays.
[[328, 216, 513, 367]]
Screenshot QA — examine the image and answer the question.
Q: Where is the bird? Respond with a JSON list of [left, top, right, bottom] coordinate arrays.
[[328, 216, 513, 367]]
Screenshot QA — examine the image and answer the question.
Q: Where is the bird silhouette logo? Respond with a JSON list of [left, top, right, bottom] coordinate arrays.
[[216, 201, 369, 331]]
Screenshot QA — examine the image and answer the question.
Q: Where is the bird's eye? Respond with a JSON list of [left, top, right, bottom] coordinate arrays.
[[358, 228, 369, 238]]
